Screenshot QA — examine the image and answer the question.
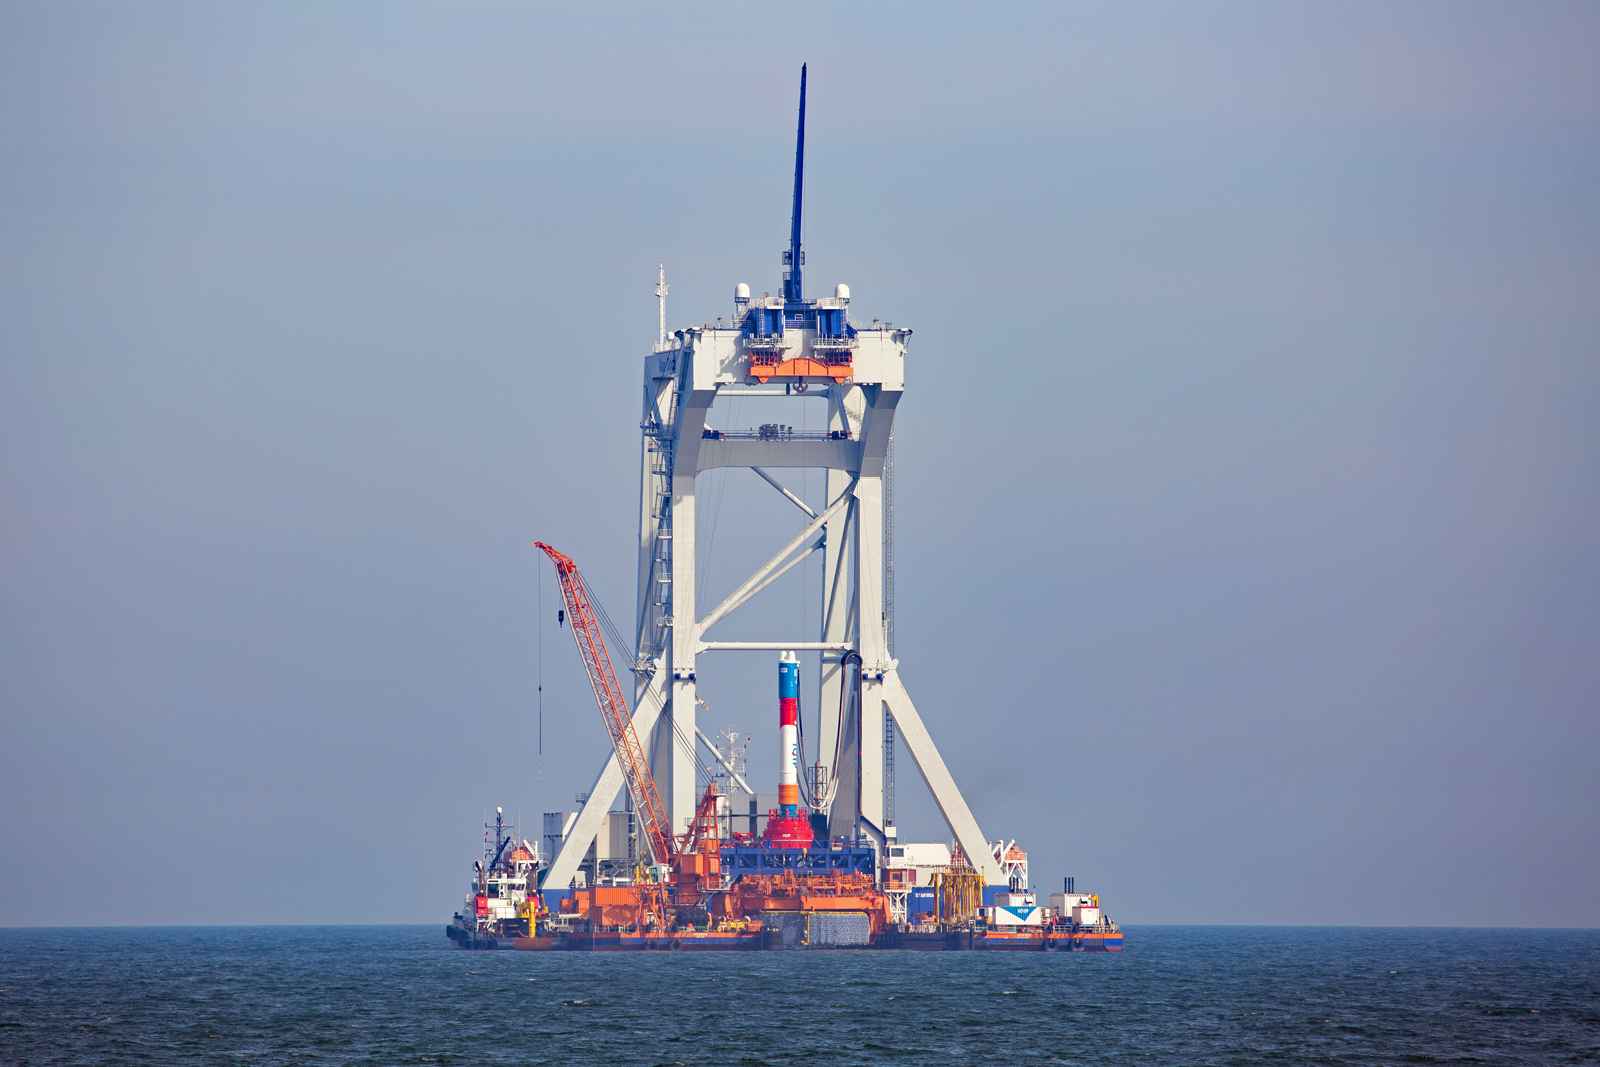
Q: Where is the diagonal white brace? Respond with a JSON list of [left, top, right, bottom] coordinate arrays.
[[697, 476, 857, 637], [694, 725, 755, 794], [750, 467, 818, 518], [695, 535, 821, 641], [543, 661, 669, 890], [881, 669, 1005, 886]]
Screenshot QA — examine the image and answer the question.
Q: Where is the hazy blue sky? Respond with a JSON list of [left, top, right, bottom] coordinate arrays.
[[2, 1, 1596, 927]]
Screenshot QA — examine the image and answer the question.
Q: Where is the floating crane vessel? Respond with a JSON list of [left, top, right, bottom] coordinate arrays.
[[448, 65, 1121, 952]]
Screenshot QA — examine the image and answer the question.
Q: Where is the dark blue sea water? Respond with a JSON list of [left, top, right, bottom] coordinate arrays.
[[1, 926, 1595, 1065]]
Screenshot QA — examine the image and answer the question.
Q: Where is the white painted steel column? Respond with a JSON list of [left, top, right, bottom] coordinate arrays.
[[636, 369, 675, 659], [853, 472, 886, 847], [663, 340, 715, 835], [816, 385, 856, 802], [827, 674, 860, 843], [666, 464, 698, 832]]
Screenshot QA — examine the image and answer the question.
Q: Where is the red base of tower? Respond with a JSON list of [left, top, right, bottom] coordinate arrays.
[[762, 813, 814, 847]]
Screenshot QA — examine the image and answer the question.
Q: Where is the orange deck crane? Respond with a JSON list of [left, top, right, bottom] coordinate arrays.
[[534, 542, 676, 866]]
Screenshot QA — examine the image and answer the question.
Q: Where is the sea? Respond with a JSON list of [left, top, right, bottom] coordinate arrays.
[[1, 925, 1595, 1065]]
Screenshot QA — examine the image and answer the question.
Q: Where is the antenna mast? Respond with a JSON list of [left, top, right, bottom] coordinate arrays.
[[783, 64, 807, 303], [655, 263, 669, 345]]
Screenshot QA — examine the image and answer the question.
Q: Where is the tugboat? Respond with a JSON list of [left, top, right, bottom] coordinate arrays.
[[446, 807, 542, 949]]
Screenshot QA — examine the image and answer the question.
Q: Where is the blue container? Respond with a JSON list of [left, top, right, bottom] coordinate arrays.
[[908, 888, 937, 917]]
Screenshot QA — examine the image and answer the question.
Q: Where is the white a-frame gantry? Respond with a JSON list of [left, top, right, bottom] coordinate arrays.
[[541, 295, 1004, 890], [542, 67, 1003, 890]]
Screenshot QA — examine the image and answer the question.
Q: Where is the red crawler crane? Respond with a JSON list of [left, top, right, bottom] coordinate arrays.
[[534, 542, 676, 866]]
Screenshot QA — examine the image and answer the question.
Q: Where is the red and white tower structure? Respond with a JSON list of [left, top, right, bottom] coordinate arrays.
[[764, 651, 813, 845]]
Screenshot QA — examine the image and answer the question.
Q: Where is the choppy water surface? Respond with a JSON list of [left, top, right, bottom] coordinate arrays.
[[1, 925, 1596, 1065]]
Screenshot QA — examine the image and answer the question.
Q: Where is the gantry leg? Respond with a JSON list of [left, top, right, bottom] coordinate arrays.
[[881, 670, 1004, 885], [543, 663, 670, 889]]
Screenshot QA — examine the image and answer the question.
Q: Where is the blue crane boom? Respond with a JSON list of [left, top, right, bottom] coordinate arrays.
[[783, 63, 807, 303]]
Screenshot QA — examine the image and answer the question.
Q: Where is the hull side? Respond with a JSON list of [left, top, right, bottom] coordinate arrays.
[[512, 930, 762, 951], [446, 925, 518, 950]]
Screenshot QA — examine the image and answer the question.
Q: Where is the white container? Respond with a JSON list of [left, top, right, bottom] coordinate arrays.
[[991, 904, 1043, 926], [886, 843, 951, 868], [1051, 892, 1093, 913]]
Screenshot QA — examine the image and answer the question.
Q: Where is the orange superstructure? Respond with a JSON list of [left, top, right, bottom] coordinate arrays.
[[715, 870, 891, 938], [746, 351, 853, 384]]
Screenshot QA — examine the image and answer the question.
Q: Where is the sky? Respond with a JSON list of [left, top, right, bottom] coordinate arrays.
[[1, 1, 1596, 928]]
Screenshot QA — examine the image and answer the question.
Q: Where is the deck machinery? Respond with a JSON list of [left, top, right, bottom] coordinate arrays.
[[485, 66, 1121, 951]]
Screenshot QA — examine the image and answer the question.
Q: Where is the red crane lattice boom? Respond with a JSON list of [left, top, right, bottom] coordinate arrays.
[[534, 542, 676, 866]]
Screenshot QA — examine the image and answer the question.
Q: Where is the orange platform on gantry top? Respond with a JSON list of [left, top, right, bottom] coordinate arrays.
[[745, 351, 855, 384]]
